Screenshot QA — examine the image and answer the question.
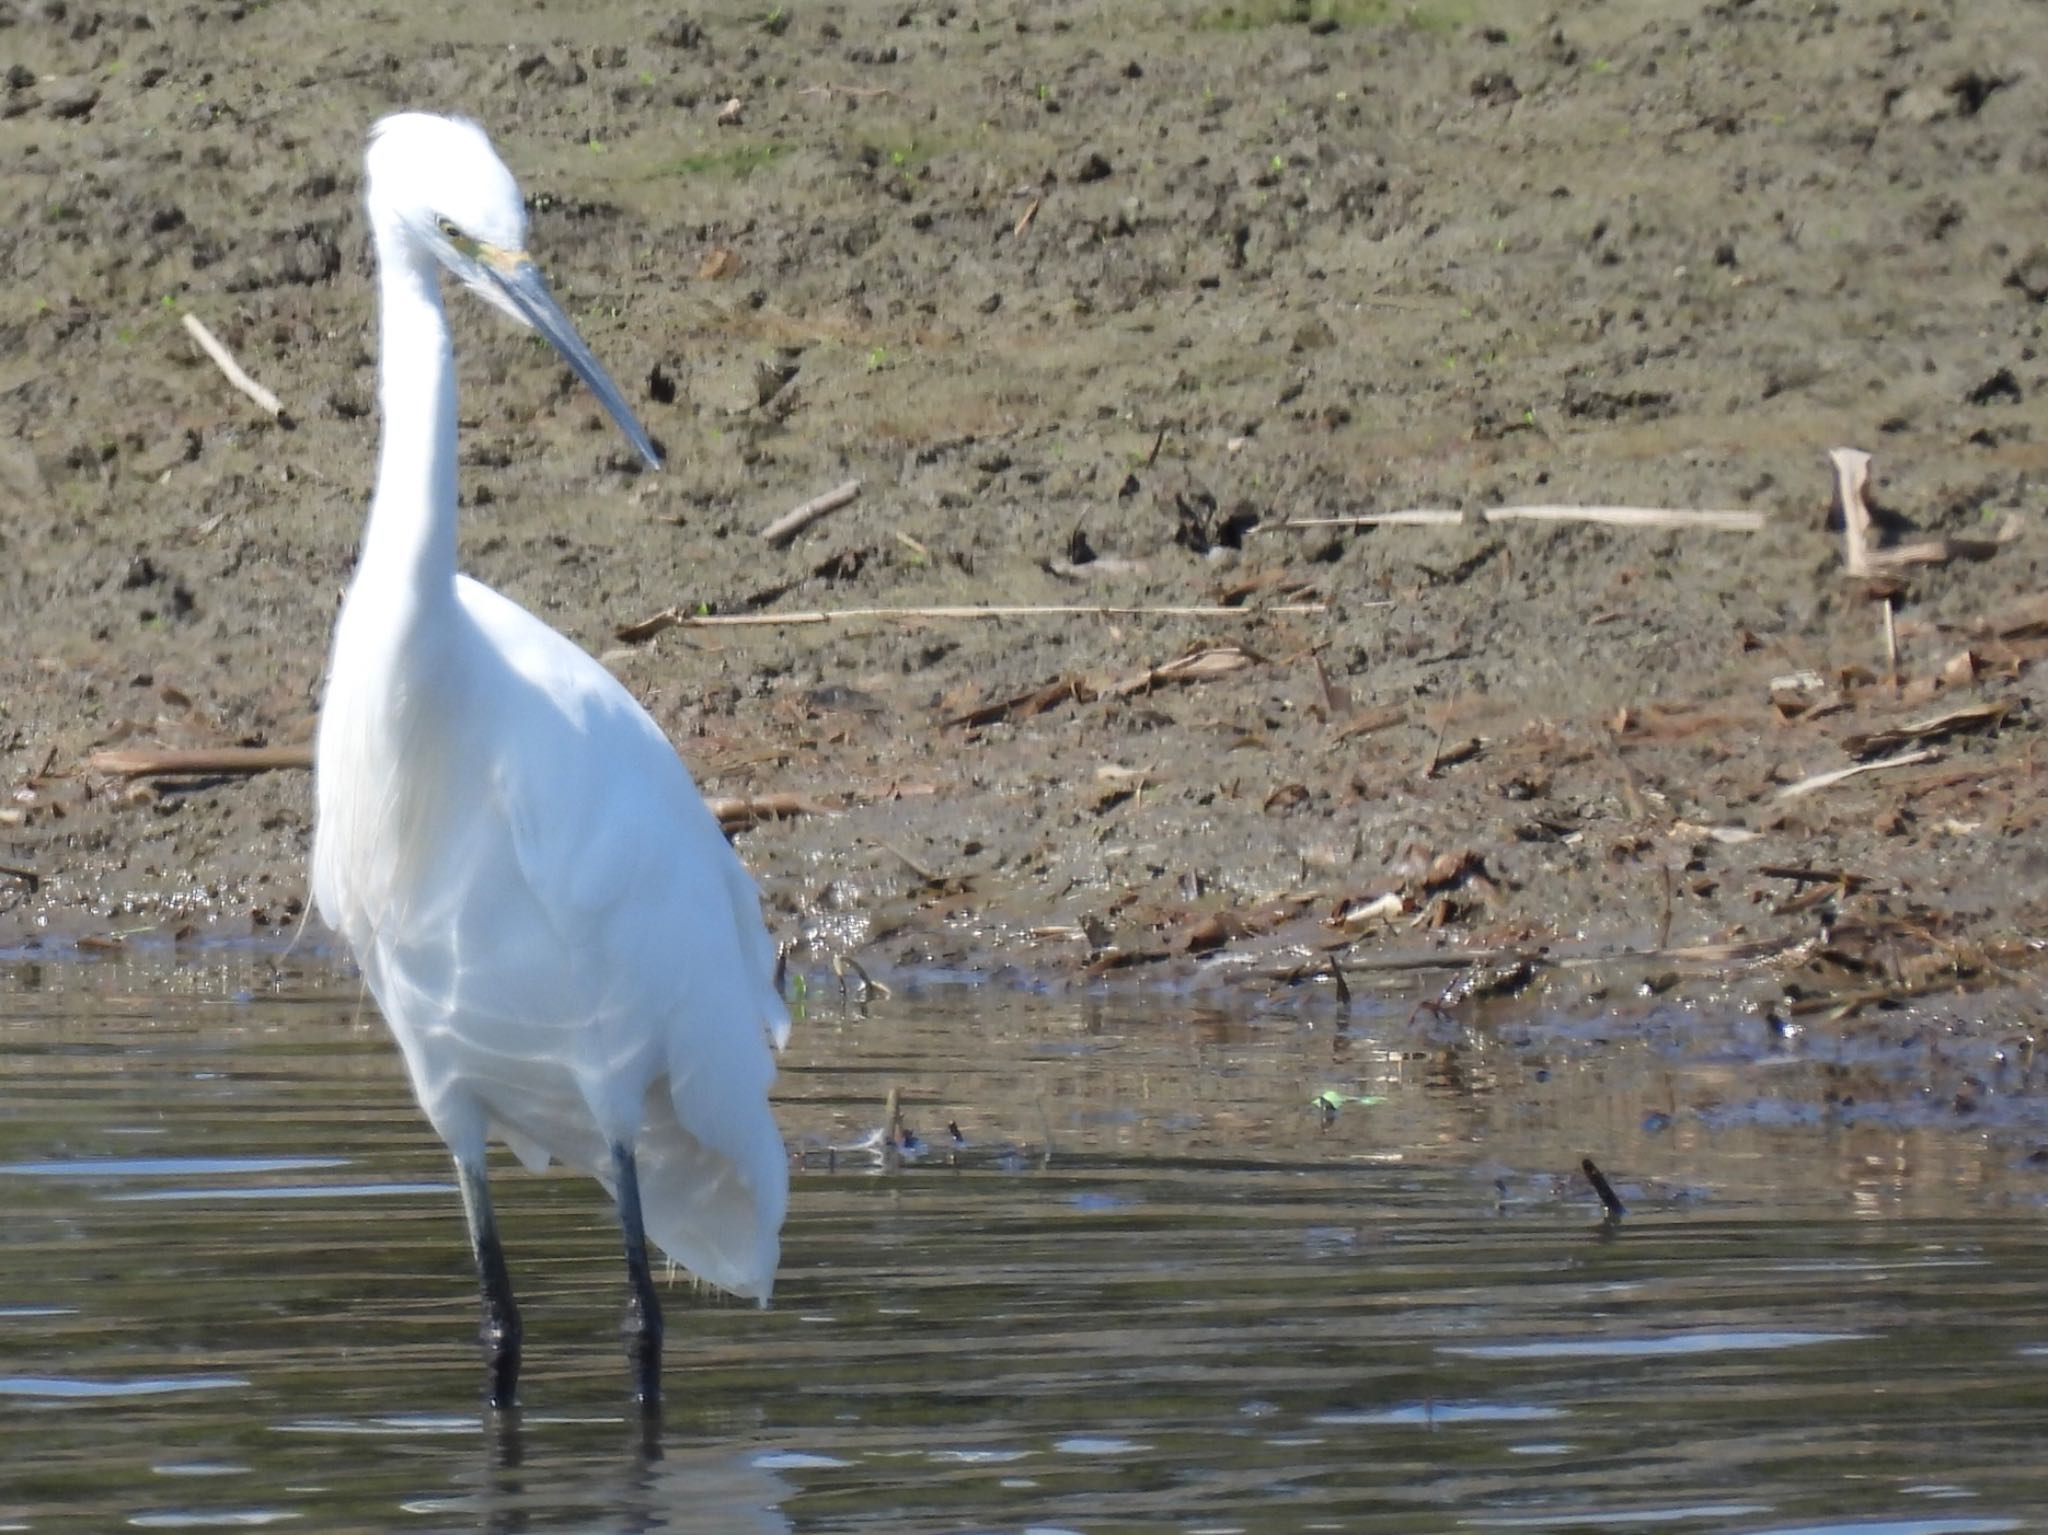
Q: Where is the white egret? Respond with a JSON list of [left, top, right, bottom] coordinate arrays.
[[312, 113, 789, 1411]]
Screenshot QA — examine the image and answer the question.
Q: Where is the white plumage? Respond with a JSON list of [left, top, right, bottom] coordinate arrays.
[[311, 112, 788, 1407]]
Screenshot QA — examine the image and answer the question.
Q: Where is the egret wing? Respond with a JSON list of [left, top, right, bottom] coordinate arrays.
[[456, 576, 790, 1296]]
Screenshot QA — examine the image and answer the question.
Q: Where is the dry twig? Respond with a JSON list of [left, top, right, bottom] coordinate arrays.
[[1774, 746, 1940, 801], [181, 313, 283, 419], [761, 479, 862, 548], [619, 601, 1325, 643], [1102, 645, 1256, 698], [89, 745, 310, 777], [1831, 447, 1876, 577], [704, 793, 834, 829], [1581, 1158, 1627, 1220], [1267, 505, 1765, 533], [88, 745, 824, 832], [1331, 705, 1407, 745], [1841, 701, 2011, 759], [797, 83, 895, 101], [1831, 446, 2015, 573]]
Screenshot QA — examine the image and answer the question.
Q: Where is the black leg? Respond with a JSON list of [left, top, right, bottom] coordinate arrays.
[[611, 1142, 664, 1411], [457, 1158, 522, 1411]]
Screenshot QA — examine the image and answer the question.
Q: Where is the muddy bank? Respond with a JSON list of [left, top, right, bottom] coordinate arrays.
[[2, 1, 2045, 1043]]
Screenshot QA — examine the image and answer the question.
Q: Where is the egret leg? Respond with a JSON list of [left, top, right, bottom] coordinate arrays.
[[611, 1143, 664, 1410], [456, 1158, 522, 1410]]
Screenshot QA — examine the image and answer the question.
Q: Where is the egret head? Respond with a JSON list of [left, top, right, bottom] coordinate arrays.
[[365, 112, 662, 471]]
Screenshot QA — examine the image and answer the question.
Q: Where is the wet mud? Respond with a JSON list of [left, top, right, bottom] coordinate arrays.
[[3, 2, 2046, 1082]]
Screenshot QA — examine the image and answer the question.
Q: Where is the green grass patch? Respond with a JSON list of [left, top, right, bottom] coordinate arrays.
[[642, 141, 791, 181]]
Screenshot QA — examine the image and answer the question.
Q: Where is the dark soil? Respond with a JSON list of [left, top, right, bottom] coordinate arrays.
[[4, 1, 2047, 1066]]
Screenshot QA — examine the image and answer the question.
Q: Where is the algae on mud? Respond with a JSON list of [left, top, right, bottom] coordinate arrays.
[[1, 3, 2045, 1054]]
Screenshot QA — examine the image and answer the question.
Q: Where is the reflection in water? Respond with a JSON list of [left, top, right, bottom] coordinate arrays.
[[2, 954, 2048, 1532]]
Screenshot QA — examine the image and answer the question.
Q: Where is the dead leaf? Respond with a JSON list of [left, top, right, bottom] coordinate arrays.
[[1841, 701, 2012, 759], [1263, 782, 1309, 813], [697, 246, 742, 280]]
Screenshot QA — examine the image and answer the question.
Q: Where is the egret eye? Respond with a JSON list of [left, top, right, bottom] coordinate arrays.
[[434, 216, 481, 258]]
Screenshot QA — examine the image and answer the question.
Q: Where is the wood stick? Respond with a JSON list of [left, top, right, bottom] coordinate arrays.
[[619, 600, 1330, 642], [1829, 446, 1874, 577], [1827, 446, 2012, 573], [1330, 704, 1407, 745], [88, 745, 826, 831], [1267, 505, 1766, 533], [1773, 746, 1939, 801], [89, 745, 311, 777], [1422, 695, 1457, 779], [1581, 1157, 1627, 1220], [181, 313, 283, 419], [703, 792, 833, 829], [761, 479, 862, 548]]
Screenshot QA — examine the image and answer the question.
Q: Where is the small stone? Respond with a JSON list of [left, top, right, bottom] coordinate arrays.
[[1469, 70, 1519, 105], [1074, 150, 1111, 183], [46, 85, 98, 119], [1888, 84, 1953, 125], [1290, 316, 1334, 353]]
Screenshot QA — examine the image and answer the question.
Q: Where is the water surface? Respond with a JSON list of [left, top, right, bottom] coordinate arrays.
[[3, 956, 2046, 1532]]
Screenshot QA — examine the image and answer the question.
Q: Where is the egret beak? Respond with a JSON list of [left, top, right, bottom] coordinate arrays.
[[480, 247, 663, 472]]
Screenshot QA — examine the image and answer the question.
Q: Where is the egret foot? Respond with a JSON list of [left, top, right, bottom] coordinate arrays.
[[611, 1143, 665, 1410], [458, 1158, 523, 1410]]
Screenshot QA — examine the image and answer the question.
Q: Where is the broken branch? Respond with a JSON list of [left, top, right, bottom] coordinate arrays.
[[1840, 701, 2011, 760], [1830, 446, 1875, 577], [89, 745, 310, 777], [1774, 746, 1941, 801], [761, 478, 863, 548], [1102, 644, 1257, 698], [181, 313, 283, 419], [87, 744, 821, 833], [1830, 446, 2013, 574], [619, 601, 1327, 642], [704, 793, 834, 830], [1267, 505, 1766, 533]]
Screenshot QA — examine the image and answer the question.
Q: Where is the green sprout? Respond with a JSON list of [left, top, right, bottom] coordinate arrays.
[[1312, 1089, 1386, 1117]]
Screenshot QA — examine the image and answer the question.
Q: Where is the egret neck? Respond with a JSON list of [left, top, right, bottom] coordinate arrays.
[[363, 210, 460, 608]]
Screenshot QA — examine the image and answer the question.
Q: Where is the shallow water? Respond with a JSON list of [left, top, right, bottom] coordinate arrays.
[[3, 956, 2047, 1533]]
